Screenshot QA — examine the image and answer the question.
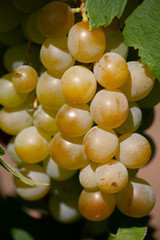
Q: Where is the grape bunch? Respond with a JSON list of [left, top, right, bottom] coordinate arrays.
[[0, 0, 156, 225]]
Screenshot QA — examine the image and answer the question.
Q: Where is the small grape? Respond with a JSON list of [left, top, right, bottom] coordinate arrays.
[[93, 52, 129, 89], [12, 65, 38, 93], [14, 164, 51, 201], [0, 25, 25, 46], [68, 21, 106, 63], [78, 189, 116, 221], [115, 177, 155, 218], [55, 103, 93, 137]]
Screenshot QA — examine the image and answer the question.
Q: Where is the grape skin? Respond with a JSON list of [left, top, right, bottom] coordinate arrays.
[[115, 177, 155, 218], [55, 103, 93, 137]]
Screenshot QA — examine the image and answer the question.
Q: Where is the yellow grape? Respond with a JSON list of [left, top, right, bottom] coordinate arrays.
[[33, 105, 59, 136], [55, 103, 93, 137], [14, 164, 51, 201], [115, 133, 151, 169], [15, 126, 51, 163], [95, 160, 128, 194], [0, 105, 33, 135], [12, 65, 38, 93], [83, 126, 119, 163], [37, 1, 74, 38], [0, 73, 28, 107], [61, 65, 97, 104], [93, 52, 129, 89], [119, 61, 155, 101], [90, 89, 129, 129], [49, 132, 90, 170], [115, 177, 155, 218], [78, 189, 116, 221], [68, 21, 106, 63], [36, 71, 66, 110], [40, 36, 75, 75]]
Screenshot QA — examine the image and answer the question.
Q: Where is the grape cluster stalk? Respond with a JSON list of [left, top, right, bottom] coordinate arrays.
[[0, 0, 156, 227]]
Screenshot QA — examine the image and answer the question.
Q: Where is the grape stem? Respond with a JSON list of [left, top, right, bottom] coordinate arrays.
[[72, 0, 88, 22], [24, 39, 32, 66]]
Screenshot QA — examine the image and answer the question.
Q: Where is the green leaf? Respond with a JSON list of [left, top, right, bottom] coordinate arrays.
[[0, 145, 5, 155], [123, 0, 160, 80], [116, 227, 147, 240], [108, 233, 117, 240], [85, 0, 128, 29], [11, 228, 35, 240]]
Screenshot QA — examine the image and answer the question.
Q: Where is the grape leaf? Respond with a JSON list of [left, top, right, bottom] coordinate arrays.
[[116, 227, 147, 240], [11, 228, 35, 240], [123, 0, 160, 80], [85, 0, 128, 29]]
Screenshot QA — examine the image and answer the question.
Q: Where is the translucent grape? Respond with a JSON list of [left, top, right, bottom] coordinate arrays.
[[104, 30, 128, 59], [119, 61, 155, 101], [115, 101, 142, 134], [115, 133, 151, 169], [37, 1, 74, 38], [3, 42, 41, 73], [95, 160, 128, 194], [79, 162, 99, 191], [13, 0, 47, 13], [0, 105, 33, 135], [36, 71, 66, 110], [15, 126, 51, 163], [33, 105, 58, 136], [26, 10, 46, 44], [40, 36, 75, 75], [14, 164, 51, 201], [61, 65, 97, 104], [55, 103, 93, 137], [90, 89, 129, 129], [43, 156, 76, 181], [0, 73, 28, 107], [115, 177, 155, 218], [78, 189, 116, 221], [68, 21, 106, 63], [0, 25, 25, 46], [83, 126, 119, 163], [93, 52, 129, 89], [0, 0, 22, 33], [49, 132, 90, 170], [12, 65, 38, 93]]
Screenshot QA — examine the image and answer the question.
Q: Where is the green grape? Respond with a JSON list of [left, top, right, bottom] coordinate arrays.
[[0, 0, 22, 33], [78, 189, 116, 221], [115, 177, 155, 218], [0, 73, 28, 107], [104, 30, 128, 59], [95, 160, 128, 194], [33, 105, 59, 136], [115, 101, 142, 134], [61, 65, 97, 104], [79, 161, 99, 191], [55, 103, 93, 137], [43, 156, 77, 181], [115, 133, 151, 169], [12, 65, 38, 93], [68, 21, 106, 63], [119, 61, 155, 101], [3, 42, 41, 73], [7, 137, 26, 167], [26, 10, 46, 44], [93, 52, 129, 89], [37, 1, 74, 38], [0, 105, 33, 135], [90, 89, 129, 129], [0, 25, 26, 46], [13, 0, 47, 13], [83, 126, 119, 163], [49, 132, 90, 170], [36, 71, 66, 110], [15, 126, 51, 164], [14, 164, 51, 201], [40, 36, 75, 75], [137, 79, 160, 108], [49, 194, 81, 223]]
